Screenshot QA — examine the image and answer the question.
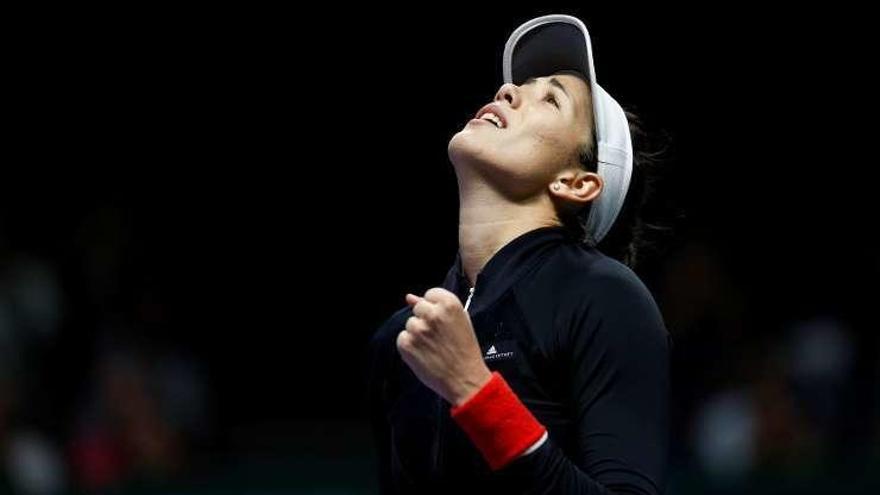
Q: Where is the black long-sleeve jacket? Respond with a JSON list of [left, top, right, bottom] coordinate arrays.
[[367, 226, 669, 494]]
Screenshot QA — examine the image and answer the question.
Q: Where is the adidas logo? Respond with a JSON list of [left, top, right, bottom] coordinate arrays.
[[483, 343, 514, 362]]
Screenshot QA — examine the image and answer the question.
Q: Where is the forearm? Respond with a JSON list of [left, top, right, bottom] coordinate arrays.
[[451, 372, 661, 495]]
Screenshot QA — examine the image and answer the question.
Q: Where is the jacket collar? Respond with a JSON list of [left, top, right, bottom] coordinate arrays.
[[442, 226, 574, 315]]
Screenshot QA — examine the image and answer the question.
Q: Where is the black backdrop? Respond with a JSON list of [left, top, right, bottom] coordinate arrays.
[[3, 4, 876, 491]]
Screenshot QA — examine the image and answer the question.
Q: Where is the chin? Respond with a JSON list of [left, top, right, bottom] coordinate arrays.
[[448, 128, 492, 169], [447, 129, 468, 164]]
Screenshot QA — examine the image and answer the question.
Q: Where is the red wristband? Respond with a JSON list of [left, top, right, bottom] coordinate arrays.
[[450, 371, 547, 470]]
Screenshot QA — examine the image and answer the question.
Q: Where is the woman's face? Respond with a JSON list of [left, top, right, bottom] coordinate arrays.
[[448, 72, 594, 200]]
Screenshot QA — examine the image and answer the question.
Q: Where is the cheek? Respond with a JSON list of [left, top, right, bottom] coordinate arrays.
[[450, 123, 575, 190], [507, 128, 573, 176]]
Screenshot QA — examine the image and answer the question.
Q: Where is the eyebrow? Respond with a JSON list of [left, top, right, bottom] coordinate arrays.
[[523, 76, 571, 100]]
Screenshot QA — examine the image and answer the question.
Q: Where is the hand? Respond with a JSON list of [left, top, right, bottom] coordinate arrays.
[[396, 288, 492, 406]]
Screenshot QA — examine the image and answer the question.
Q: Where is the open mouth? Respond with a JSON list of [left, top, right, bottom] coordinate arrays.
[[474, 104, 508, 129], [479, 112, 504, 128]]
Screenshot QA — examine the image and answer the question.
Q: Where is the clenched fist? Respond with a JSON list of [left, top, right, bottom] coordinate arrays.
[[397, 288, 492, 406]]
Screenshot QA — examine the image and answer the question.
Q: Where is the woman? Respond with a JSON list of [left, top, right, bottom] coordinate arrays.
[[368, 14, 670, 494]]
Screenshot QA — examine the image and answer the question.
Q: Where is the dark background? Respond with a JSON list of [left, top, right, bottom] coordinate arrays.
[[2, 4, 877, 494]]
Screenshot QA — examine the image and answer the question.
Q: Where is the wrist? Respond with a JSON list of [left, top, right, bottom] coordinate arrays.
[[450, 366, 493, 406], [450, 371, 547, 470]]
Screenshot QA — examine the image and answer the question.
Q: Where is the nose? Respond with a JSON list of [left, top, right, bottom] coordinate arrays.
[[494, 83, 521, 108]]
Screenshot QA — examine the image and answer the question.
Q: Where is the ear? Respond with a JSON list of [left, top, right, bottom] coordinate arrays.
[[549, 169, 603, 206]]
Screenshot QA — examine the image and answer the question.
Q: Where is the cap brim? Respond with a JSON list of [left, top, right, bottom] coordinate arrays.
[[503, 16, 596, 87]]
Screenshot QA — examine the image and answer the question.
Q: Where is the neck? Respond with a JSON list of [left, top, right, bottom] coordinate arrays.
[[457, 177, 560, 286]]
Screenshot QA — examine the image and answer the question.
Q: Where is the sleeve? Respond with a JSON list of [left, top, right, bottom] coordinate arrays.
[[366, 315, 400, 494], [451, 270, 670, 494]]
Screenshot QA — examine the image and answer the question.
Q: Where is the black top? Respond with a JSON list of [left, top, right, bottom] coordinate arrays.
[[367, 226, 670, 494]]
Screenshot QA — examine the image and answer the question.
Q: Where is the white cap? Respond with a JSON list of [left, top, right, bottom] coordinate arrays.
[[503, 14, 633, 243]]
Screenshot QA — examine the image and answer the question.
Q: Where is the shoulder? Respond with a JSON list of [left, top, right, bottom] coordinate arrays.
[[530, 243, 667, 343], [368, 305, 412, 357], [366, 305, 412, 396], [366, 306, 413, 414], [530, 243, 657, 310]]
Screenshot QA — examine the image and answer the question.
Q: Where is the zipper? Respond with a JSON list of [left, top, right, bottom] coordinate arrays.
[[464, 286, 475, 311], [433, 284, 476, 479]]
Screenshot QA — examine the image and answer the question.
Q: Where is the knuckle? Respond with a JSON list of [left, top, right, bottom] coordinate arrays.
[[439, 296, 456, 312], [407, 317, 429, 335], [415, 301, 428, 316], [422, 306, 437, 322], [425, 287, 446, 300], [405, 316, 423, 332]]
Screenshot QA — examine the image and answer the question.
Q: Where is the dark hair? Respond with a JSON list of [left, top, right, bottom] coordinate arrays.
[[558, 110, 674, 269]]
